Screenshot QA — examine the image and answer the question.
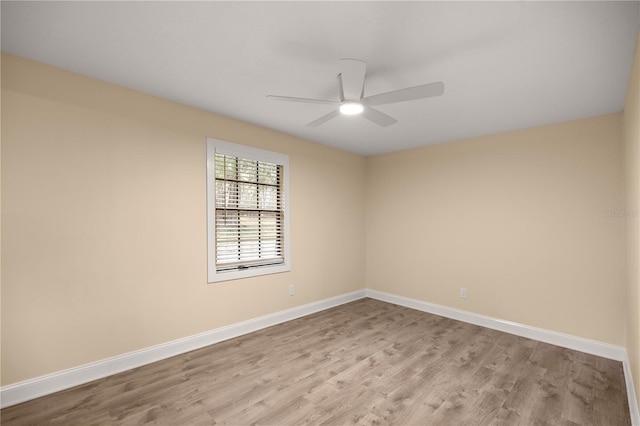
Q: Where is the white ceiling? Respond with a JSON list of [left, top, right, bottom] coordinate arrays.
[[2, 1, 639, 156]]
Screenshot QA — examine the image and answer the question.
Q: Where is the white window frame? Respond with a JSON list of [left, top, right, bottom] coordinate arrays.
[[206, 138, 291, 283]]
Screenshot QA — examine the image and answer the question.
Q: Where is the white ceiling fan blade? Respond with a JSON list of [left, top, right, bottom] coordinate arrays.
[[362, 106, 397, 127], [267, 95, 339, 105], [340, 58, 366, 101], [337, 74, 345, 101], [305, 109, 341, 127], [363, 81, 445, 106]]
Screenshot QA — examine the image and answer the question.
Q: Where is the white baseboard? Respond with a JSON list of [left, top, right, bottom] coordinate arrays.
[[366, 289, 626, 360], [366, 289, 638, 425], [2, 287, 637, 426], [0, 290, 367, 409], [623, 351, 640, 426]]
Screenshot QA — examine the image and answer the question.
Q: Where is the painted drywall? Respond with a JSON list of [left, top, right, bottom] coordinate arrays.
[[624, 29, 640, 411], [0, 53, 366, 386], [366, 114, 625, 346], [1, 49, 633, 392]]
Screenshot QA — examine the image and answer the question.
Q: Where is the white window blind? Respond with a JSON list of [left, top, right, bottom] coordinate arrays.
[[214, 154, 284, 269], [207, 139, 290, 282]]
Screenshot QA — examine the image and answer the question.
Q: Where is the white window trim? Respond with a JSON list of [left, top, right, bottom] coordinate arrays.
[[206, 138, 291, 283]]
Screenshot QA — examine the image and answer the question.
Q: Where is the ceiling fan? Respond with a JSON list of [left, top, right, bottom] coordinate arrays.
[[267, 58, 444, 127]]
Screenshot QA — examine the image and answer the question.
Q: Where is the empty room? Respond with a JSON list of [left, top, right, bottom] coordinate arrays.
[[1, 1, 640, 424]]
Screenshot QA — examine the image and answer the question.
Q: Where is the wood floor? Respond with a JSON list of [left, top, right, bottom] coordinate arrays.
[[1, 298, 631, 425]]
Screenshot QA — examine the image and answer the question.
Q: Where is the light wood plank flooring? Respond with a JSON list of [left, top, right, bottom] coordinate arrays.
[[1, 298, 631, 425]]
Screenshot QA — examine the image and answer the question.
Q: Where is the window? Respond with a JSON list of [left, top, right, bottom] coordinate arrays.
[[207, 138, 290, 282]]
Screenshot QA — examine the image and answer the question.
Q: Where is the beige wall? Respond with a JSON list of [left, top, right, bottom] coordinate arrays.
[[366, 114, 625, 345], [0, 54, 366, 385], [624, 29, 640, 411], [1, 49, 634, 393]]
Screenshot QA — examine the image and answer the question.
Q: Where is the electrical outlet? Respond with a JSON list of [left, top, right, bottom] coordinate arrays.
[[459, 288, 467, 299], [289, 284, 295, 296]]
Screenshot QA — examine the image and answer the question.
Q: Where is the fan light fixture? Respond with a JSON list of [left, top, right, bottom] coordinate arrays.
[[339, 101, 364, 115], [267, 58, 445, 127]]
